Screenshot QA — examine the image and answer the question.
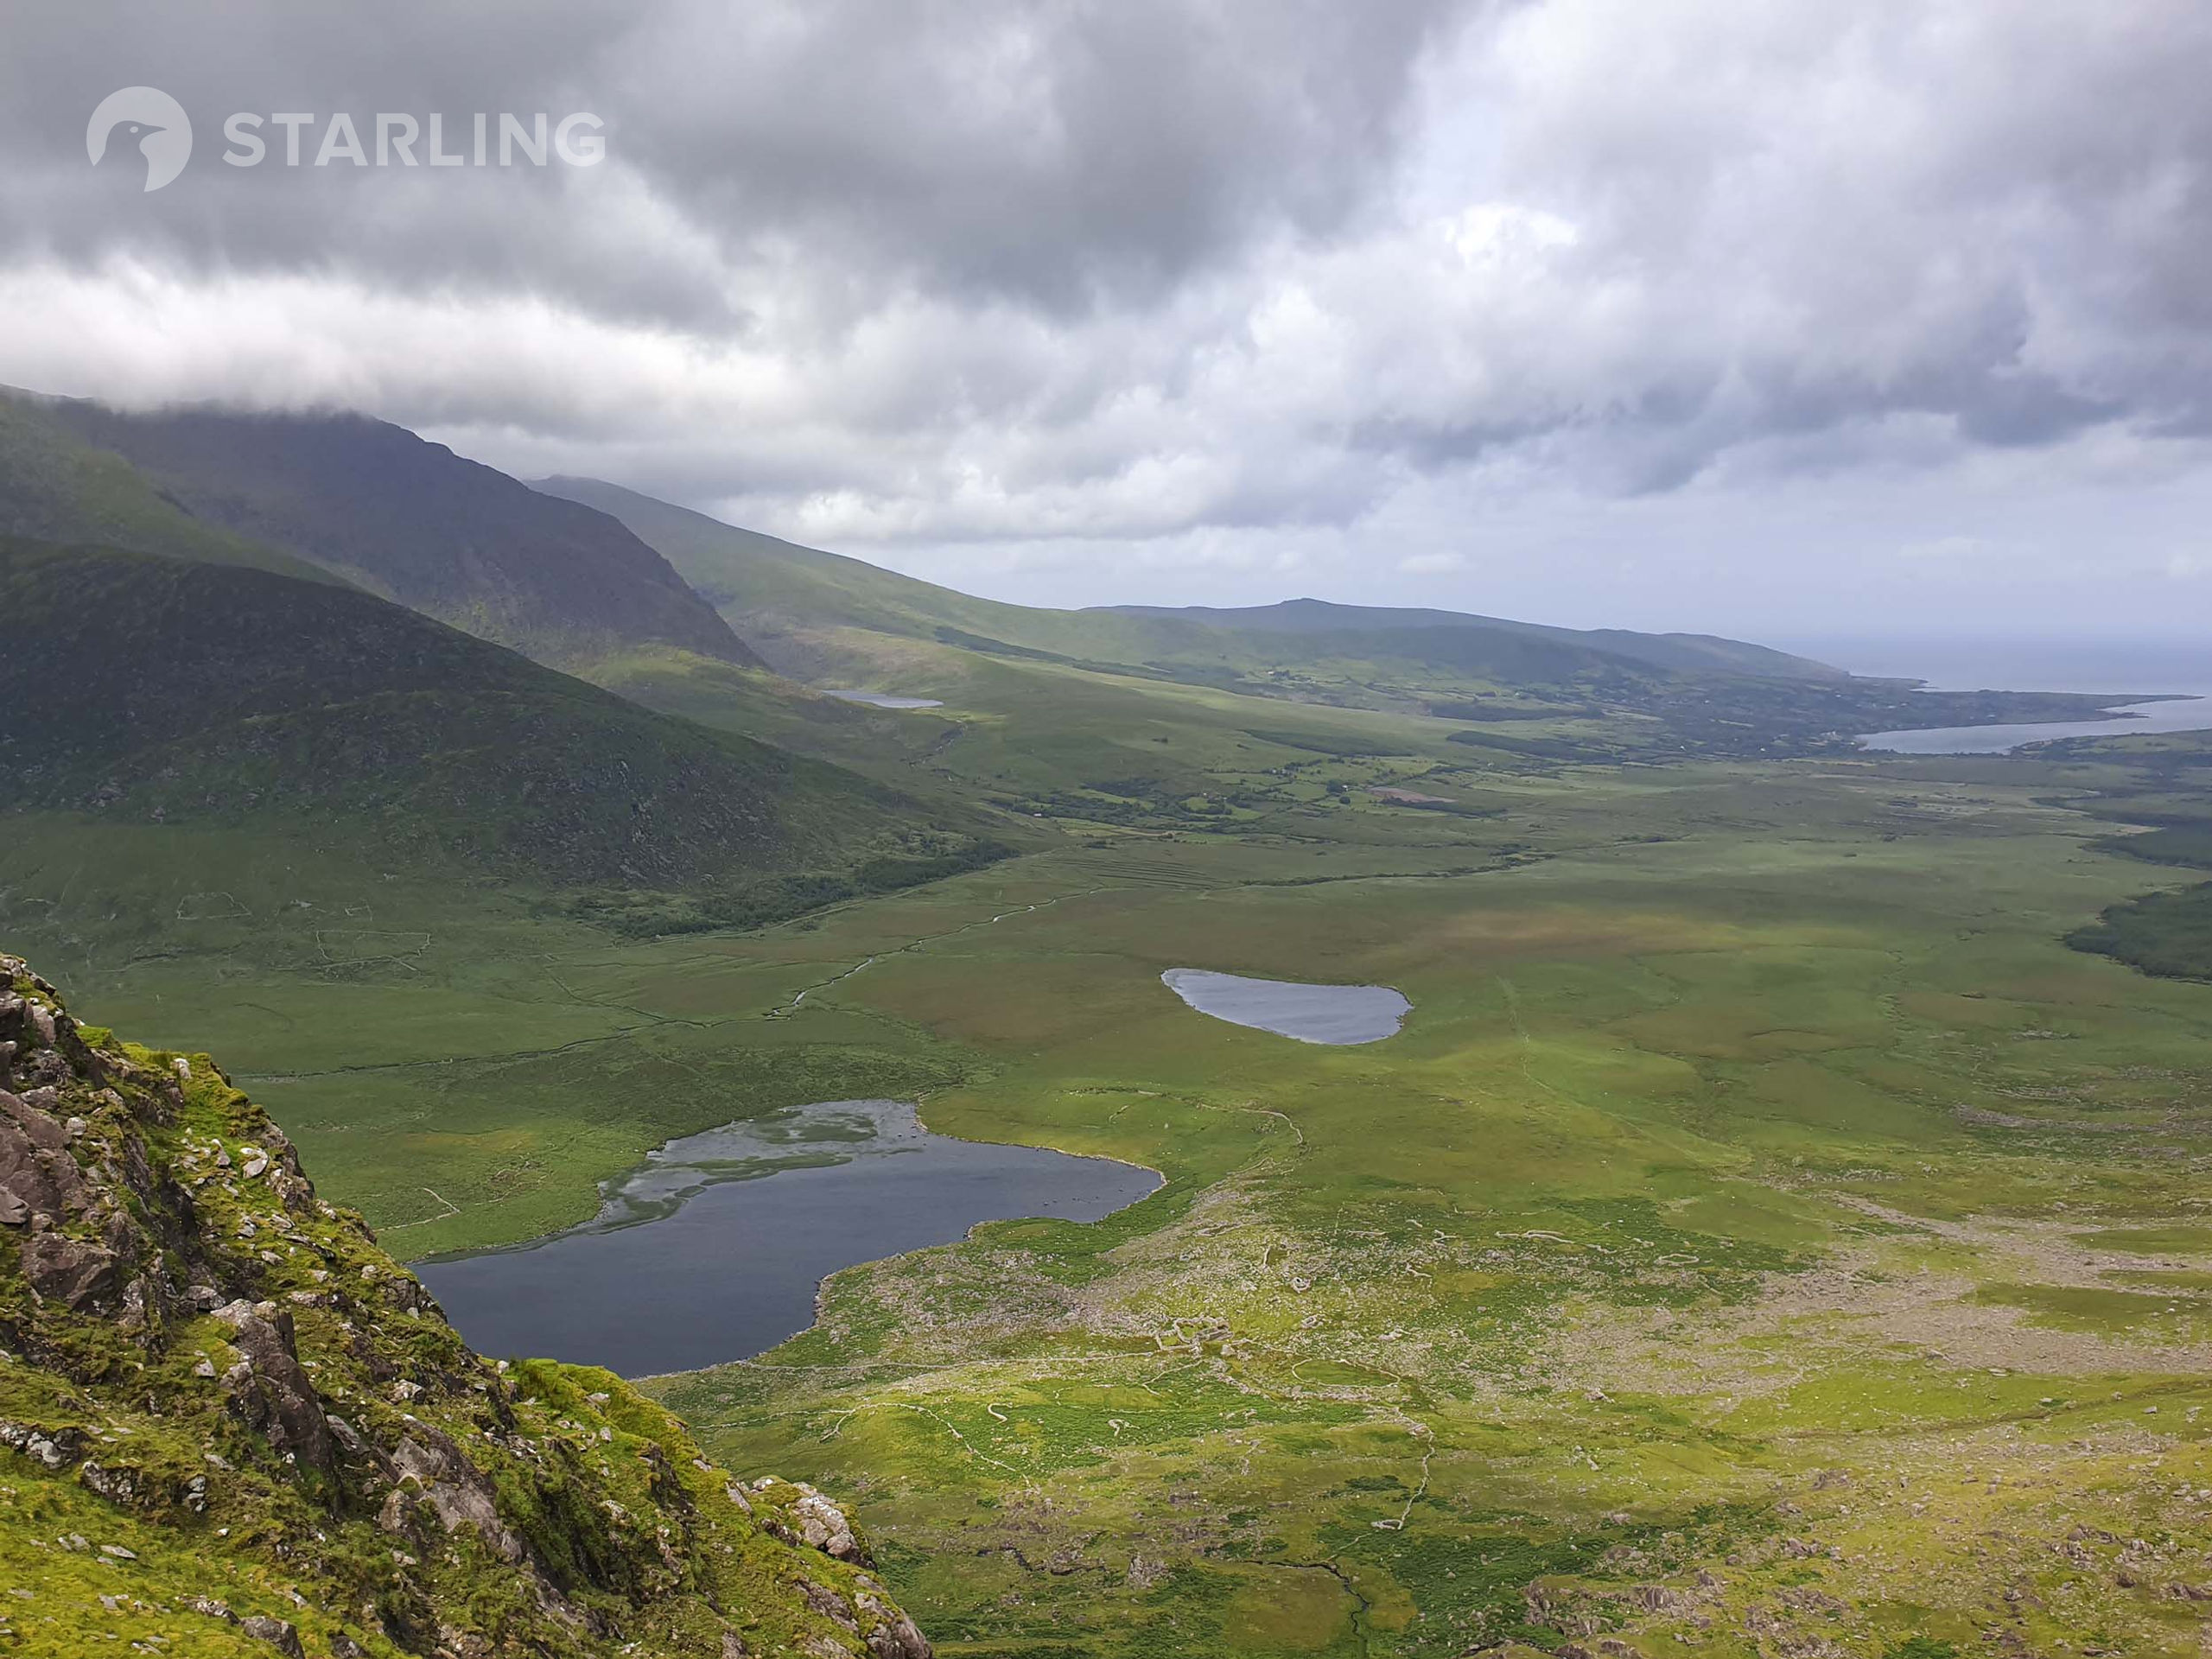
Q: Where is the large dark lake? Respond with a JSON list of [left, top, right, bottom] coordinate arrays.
[[418, 1101, 1159, 1376]]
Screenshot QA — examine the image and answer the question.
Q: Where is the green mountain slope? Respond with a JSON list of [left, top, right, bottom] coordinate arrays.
[[9, 392, 760, 673], [530, 475, 1210, 677], [0, 539, 1001, 920], [536, 478, 2131, 796], [531, 476, 1841, 691], [0, 953, 933, 1657], [0, 391, 332, 585], [531, 478, 942, 639]]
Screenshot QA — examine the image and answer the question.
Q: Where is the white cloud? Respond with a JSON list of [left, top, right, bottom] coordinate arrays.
[[5, 0, 2212, 639]]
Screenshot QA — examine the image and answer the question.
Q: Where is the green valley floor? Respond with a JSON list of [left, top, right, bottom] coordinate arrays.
[[11, 729, 2212, 1656]]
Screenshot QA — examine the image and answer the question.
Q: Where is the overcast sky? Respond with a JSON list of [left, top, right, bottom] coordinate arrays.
[[5, 1, 2211, 654]]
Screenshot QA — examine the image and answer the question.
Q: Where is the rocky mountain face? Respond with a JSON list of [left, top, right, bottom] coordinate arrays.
[[0, 955, 930, 1659]]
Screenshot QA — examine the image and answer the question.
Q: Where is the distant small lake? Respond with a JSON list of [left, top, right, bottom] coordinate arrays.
[[824, 690, 944, 709], [1859, 696, 2212, 755], [418, 1101, 1159, 1376], [1162, 968, 1409, 1045]]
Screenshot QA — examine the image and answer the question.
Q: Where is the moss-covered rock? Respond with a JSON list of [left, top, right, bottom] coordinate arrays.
[[0, 953, 931, 1658]]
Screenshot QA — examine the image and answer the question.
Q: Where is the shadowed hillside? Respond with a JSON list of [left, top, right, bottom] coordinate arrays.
[[0, 391, 332, 584], [0, 539, 1005, 920], [8, 391, 759, 672]]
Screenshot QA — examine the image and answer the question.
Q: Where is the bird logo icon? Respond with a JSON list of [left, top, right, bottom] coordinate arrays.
[[87, 86, 193, 193]]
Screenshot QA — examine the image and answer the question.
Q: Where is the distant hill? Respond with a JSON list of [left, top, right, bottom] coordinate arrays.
[[5, 390, 760, 672], [1102, 598, 1847, 682], [535, 476, 1847, 695], [0, 538, 1001, 923]]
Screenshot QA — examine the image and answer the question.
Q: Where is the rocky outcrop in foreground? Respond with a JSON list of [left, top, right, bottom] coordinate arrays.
[[0, 953, 929, 1658]]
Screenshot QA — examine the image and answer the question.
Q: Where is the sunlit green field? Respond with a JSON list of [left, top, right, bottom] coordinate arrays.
[[10, 671, 2212, 1656]]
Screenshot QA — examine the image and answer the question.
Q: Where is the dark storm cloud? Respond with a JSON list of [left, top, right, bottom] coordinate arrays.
[[0, 0, 1465, 326], [595, 0, 1458, 312]]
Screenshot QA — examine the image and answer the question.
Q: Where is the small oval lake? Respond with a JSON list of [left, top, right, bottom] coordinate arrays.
[[1858, 696, 2212, 755], [417, 1101, 1159, 1376], [824, 690, 945, 709], [1162, 968, 1410, 1045]]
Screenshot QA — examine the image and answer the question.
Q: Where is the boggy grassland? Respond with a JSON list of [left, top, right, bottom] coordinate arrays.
[[12, 681, 2212, 1657]]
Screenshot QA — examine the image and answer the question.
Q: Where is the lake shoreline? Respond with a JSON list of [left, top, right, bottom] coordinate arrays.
[[1858, 692, 2212, 755], [417, 1097, 1164, 1376], [631, 1111, 1168, 1384], [1162, 965, 1412, 1045]]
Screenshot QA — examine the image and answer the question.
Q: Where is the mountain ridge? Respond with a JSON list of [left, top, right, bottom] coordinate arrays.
[[1096, 596, 1847, 681], [3, 391, 761, 674], [530, 474, 1843, 695], [0, 390, 337, 587]]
